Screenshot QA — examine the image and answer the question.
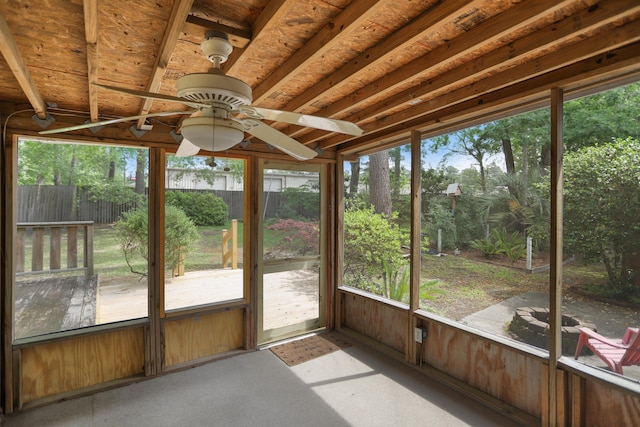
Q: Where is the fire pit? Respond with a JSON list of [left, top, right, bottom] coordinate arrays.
[[508, 307, 596, 355]]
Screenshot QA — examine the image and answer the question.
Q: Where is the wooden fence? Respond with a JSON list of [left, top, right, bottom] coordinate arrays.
[[16, 221, 94, 276], [18, 185, 314, 224]]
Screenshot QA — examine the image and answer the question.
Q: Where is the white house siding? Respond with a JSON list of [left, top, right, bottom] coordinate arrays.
[[166, 169, 319, 192]]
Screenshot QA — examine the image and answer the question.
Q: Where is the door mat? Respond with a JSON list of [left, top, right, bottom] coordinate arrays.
[[270, 332, 352, 366]]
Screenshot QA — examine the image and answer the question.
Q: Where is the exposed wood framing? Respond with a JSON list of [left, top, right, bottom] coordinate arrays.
[[251, 0, 387, 105], [225, 0, 296, 75], [408, 130, 421, 365], [548, 86, 564, 427], [136, 0, 195, 129], [185, 15, 251, 48], [0, 12, 46, 119], [83, 0, 99, 122]]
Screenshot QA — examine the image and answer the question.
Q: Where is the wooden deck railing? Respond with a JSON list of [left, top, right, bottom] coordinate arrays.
[[16, 221, 94, 276]]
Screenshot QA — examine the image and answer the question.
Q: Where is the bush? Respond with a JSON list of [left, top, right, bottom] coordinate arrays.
[[343, 207, 405, 288], [114, 205, 200, 276], [277, 185, 319, 220], [165, 191, 228, 226], [469, 228, 526, 262], [266, 219, 319, 257]]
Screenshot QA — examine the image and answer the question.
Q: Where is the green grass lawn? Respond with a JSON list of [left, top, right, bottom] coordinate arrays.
[[419, 253, 609, 319]]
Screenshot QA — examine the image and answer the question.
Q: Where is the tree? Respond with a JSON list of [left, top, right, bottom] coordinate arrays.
[[564, 137, 640, 297], [114, 204, 200, 276], [430, 128, 500, 193], [368, 150, 392, 219], [564, 83, 640, 151]]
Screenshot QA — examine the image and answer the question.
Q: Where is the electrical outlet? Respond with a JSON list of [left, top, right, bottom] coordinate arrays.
[[414, 327, 423, 343]]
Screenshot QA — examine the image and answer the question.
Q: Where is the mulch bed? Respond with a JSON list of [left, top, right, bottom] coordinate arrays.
[[270, 332, 352, 366]]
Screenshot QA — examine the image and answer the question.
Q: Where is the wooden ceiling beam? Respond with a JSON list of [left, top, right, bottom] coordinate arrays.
[[304, 4, 640, 148], [225, 0, 296, 75], [185, 15, 251, 48], [340, 44, 640, 156], [286, 0, 576, 140], [332, 36, 640, 154], [0, 11, 47, 118], [275, 0, 481, 115], [84, 0, 99, 122], [136, 0, 195, 129], [251, 0, 387, 105]]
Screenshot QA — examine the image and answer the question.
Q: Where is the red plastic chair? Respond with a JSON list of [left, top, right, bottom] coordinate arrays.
[[574, 327, 640, 374]]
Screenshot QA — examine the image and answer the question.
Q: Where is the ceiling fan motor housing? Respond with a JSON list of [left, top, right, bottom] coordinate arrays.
[[176, 71, 252, 111]]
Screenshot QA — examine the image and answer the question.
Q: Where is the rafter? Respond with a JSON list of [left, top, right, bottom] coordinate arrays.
[[327, 24, 640, 152], [295, 1, 640, 148], [0, 11, 47, 118], [251, 0, 386, 105], [340, 43, 640, 156], [84, 0, 99, 122], [136, 0, 195, 129], [275, 0, 480, 115], [225, 0, 300, 75], [286, 0, 576, 140]]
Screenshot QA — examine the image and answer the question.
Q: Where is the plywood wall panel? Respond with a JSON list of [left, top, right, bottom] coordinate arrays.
[[164, 309, 244, 366], [20, 328, 144, 403], [341, 291, 407, 353], [425, 322, 542, 417], [583, 379, 640, 426]]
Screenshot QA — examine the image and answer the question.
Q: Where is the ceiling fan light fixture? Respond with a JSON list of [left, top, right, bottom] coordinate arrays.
[[181, 116, 244, 152]]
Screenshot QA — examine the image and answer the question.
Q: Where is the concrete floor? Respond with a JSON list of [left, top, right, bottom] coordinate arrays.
[[1, 335, 523, 427]]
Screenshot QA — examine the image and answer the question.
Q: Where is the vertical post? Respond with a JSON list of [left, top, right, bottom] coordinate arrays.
[[67, 225, 78, 268], [547, 87, 564, 426], [16, 227, 24, 273], [50, 226, 61, 270], [31, 227, 43, 271], [437, 229, 442, 253], [408, 130, 422, 364], [526, 237, 532, 271], [84, 223, 94, 276], [232, 219, 238, 269]]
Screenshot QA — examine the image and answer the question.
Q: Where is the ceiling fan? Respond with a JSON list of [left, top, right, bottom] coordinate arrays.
[[39, 31, 364, 160]]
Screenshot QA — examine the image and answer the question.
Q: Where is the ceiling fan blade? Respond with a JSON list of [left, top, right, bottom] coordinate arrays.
[[246, 120, 317, 161], [175, 138, 201, 157], [93, 83, 211, 109], [39, 111, 193, 135], [239, 106, 363, 136]]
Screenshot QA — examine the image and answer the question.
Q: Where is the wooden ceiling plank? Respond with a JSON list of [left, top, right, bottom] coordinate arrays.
[[288, 0, 576, 138], [84, 0, 99, 122], [324, 24, 640, 151], [277, 0, 482, 113], [251, 0, 387, 105], [0, 11, 47, 118], [136, 0, 195, 129], [303, 4, 640, 147]]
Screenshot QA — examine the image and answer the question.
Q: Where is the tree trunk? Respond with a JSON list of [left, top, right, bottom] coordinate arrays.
[[369, 150, 392, 220], [135, 149, 146, 194], [349, 159, 360, 195], [502, 138, 515, 175], [477, 158, 486, 193], [392, 149, 401, 197], [67, 153, 76, 185]]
